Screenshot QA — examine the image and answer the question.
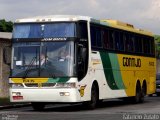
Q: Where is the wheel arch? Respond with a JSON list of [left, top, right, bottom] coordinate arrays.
[[135, 80, 141, 93], [142, 80, 147, 95], [91, 80, 99, 99]]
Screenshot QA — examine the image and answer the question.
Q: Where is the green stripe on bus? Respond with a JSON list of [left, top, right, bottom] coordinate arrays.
[[47, 77, 70, 83], [109, 54, 125, 89], [100, 51, 119, 89]]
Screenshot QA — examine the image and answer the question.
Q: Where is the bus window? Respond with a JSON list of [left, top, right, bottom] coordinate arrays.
[[150, 38, 155, 56], [115, 31, 120, 50], [96, 28, 102, 48], [91, 26, 96, 47], [78, 21, 89, 80], [90, 25, 102, 48], [135, 35, 143, 53], [130, 35, 135, 52], [124, 33, 130, 51], [143, 37, 150, 54], [108, 30, 114, 50], [78, 22, 88, 39], [119, 32, 124, 51], [103, 30, 109, 49]]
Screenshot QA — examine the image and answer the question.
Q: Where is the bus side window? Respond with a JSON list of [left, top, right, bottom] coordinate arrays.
[[108, 30, 114, 50], [115, 31, 120, 50], [78, 22, 88, 39], [124, 33, 128, 51], [77, 44, 87, 80], [91, 26, 96, 47], [119, 32, 124, 51], [143, 37, 151, 55], [103, 30, 109, 49], [130, 35, 135, 52], [78, 21, 89, 80], [135, 35, 142, 53], [150, 38, 155, 56], [96, 28, 102, 48]]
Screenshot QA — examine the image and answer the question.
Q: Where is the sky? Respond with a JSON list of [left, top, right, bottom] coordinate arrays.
[[0, 0, 160, 34]]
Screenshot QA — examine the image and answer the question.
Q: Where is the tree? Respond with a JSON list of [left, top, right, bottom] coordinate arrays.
[[155, 35, 160, 58], [155, 35, 160, 43], [0, 19, 13, 32]]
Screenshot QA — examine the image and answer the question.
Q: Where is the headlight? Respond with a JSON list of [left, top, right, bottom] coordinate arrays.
[[10, 83, 24, 88], [55, 83, 76, 88]]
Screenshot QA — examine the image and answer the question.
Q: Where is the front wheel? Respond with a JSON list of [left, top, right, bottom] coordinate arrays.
[[84, 84, 99, 109]]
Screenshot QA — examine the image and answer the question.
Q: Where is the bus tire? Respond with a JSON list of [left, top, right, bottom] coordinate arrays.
[[156, 92, 160, 96], [133, 82, 142, 103], [31, 102, 45, 111], [85, 83, 99, 109], [140, 82, 147, 103]]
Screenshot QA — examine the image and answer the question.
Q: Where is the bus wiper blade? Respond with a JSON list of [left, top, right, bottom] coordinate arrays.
[[23, 57, 36, 79]]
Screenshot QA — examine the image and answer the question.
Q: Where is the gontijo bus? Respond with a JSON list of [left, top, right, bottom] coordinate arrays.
[[8, 15, 156, 110]]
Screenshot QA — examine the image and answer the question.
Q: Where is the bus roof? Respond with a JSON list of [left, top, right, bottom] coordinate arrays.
[[15, 15, 153, 37], [100, 19, 153, 37], [15, 15, 92, 23]]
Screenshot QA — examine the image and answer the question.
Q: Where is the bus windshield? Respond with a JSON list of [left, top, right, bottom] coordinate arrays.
[[11, 41, 75, 78], [13, 22, 76, 38]]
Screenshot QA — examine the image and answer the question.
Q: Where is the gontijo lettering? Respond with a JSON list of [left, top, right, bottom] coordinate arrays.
[[123, 57, 141, 67]]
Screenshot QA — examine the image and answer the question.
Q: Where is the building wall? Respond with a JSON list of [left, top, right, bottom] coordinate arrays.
[[0, 40, 11, 98]]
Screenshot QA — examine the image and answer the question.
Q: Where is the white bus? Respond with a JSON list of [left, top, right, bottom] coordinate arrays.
[[8, 15, 156, 110]]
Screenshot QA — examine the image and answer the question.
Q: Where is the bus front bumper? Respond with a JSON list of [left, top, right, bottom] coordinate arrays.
[[10, 88, 81, 103]]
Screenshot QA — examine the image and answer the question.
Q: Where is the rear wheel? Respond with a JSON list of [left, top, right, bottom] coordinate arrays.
[[31, 102, 45, 111], [140, 83, 146, 103], [133, 83, 142, 103], [156, 93, 160, 96]]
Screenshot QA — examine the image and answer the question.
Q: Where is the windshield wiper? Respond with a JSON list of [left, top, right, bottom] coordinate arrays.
[[22, 57, 37, 79]]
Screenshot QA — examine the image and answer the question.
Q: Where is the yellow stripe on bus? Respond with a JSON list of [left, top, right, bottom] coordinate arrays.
[[11, 78, 48, 83]]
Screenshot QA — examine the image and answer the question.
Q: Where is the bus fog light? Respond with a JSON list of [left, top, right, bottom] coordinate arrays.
[[10, 83, 24, 88], [59, 92, 70, 96], [12, 92, 21, 96], [56, 83, 76, 88]]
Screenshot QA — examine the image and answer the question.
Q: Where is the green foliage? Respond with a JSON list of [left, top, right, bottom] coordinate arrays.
[[154, 35, 160, 43], [155, 35, 160, 58], [0, 19, 13, 32]]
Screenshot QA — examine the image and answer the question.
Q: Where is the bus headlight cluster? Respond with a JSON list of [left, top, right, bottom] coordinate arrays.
[[12, 92, 21, 96], [59, 92, 70, 96], [10, 83, 24, 88], [55, 83, 76, 88]]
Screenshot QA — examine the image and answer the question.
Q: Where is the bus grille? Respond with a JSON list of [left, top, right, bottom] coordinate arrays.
[[24, 83, 56, 88]]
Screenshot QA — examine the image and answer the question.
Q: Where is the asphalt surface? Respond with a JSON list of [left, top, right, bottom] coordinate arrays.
[[0, 96, 160, 120]]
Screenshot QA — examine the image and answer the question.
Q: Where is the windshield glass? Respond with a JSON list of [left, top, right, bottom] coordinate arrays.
[[11, 41, 75, 78], [13, 23, 76, 38]]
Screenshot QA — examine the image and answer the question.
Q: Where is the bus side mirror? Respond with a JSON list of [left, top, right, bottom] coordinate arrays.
[[3, 46, 11, 65]]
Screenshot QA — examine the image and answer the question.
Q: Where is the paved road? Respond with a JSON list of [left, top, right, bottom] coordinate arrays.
[[0, 96, 160, 120]]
